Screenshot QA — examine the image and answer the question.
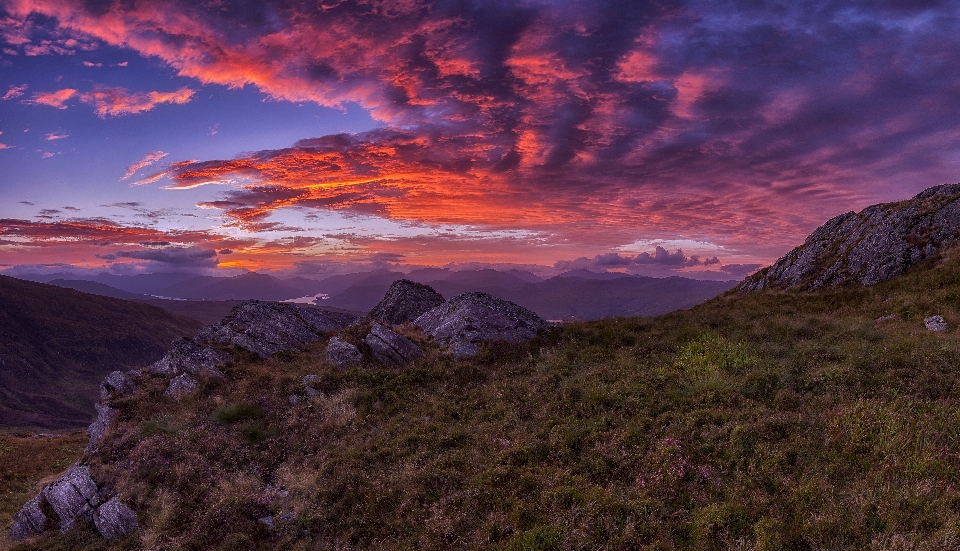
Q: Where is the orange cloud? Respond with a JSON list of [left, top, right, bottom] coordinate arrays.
[[24, 88, 76, 109], [2, 84, 27, 100], [78, 86, 194, 117]]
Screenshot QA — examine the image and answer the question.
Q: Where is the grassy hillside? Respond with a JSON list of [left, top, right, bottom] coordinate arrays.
[[0, 276, 204, 431], [10, 252, 960, 549]]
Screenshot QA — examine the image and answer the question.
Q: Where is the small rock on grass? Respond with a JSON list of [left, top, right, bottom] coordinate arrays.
[[924, 315, 948, 332]]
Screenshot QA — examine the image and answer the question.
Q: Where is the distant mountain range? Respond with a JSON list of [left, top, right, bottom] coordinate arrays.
[[0, 275, 203, 431], [15, 268, 736, 321]]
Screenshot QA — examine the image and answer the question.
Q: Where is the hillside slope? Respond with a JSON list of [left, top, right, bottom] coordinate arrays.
[[11, 249, 960, 549], [0, 275, 204, 431], [740, 183, 960, 290]]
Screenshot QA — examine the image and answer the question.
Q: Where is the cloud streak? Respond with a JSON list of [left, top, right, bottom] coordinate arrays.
[[121, 151, 168, 181]]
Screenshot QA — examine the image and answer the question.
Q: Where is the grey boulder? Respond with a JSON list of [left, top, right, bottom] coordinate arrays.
[[9, 495, 48, 540], [364, 323, 424, 367], [924, 315, 948, 332], [414, 292, 548, 358], [93, 497, 138, 539], [42, 465, 103, 532], [369, 279, 445, 325], [325, 337, 363, 368]]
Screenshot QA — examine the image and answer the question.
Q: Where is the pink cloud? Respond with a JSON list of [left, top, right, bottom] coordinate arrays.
[[24, 88, 76, 109], [78, 86, 195, 117], [2, 84, 27, 100], [45, 132, 69, 140]]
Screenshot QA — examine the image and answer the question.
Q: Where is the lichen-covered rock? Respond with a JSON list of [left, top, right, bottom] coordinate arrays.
[[369, 279, 445, 325], [164, 373, 198, 397], [85, 403, 118, 453], [195, 301, 356, 358], [414, 292, 548, 358], [148, 337, 230, 377], [9, 494, 48, 540], [93, 497, 138, 539], [364, 323, 424, 366], [739, 184, 960, 291], [924, 315, 948, 332], [99, 371, 136, 400], [325, 337, 363, 368], [42, 465, 103, 532]]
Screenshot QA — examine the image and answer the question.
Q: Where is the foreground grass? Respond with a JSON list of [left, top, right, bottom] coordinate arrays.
[[0, 432, 87, 550], [11, 255, 960, 550]]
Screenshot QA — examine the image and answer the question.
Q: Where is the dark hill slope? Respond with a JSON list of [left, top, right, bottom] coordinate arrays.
[[740, 183, 960, 290], [0, 275, 203, 431]]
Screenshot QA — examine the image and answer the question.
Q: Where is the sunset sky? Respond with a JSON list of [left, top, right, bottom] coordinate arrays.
[[2, 0, 959, 280]]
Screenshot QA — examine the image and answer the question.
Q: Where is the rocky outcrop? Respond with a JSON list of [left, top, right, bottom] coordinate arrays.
[[100, 371, 136, 400], [368, 279, 445, 325], [150, 301, 355, 376], [325, 337, 363, 368], [164, 373, 198, 397], [414, 292, 549, 359], [85, 403, 118, 453], [739, 184, 960, 291], [9, 465, 138, 541], [364, 323, 424, 366], [195, 301, 356, 358]]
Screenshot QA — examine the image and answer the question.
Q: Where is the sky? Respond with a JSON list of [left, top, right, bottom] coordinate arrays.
[[2, 0, 960, 280]]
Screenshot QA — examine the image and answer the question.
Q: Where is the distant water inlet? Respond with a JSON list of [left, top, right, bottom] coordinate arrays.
[[282, 293, 330, 304]]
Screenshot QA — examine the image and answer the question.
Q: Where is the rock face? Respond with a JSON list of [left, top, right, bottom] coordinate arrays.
[[414, 292, 549, 359], [739, 184, 960, 291], [368, 279, 445, 325], [149, 301, 356, 376], [10, 465, 139, 541], [364, 323, 424, 366], [85, 403, 118, 453], [100, 371, 136, 400], [196, 301, 357, 358], [325, 337, 363, 368], [164, 373, 198, 397]]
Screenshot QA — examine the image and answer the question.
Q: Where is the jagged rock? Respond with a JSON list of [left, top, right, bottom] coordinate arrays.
[[325, 337, 363, 368], [369, 279, 445, 325], [164, 373, 198, 398], [42, 465, 103, 532], [364, 323, 424, 366], [149, 337, 230, 377], [304, 387, 321, 398], [195, 301, 356, 358], [288, 394, 302, 405], [924, 315, 948, 332], [85, 403, 118, 453], [739, 184, 960, 291], [9, 494, 48, 540], [302, 374, 320, 384], [93, 497, 138, 539], [414, 292, 549, 358], [100, 371, 136, 400]]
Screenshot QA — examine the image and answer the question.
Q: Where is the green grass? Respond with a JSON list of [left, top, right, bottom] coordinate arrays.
[[10, 252, 960, 550]]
